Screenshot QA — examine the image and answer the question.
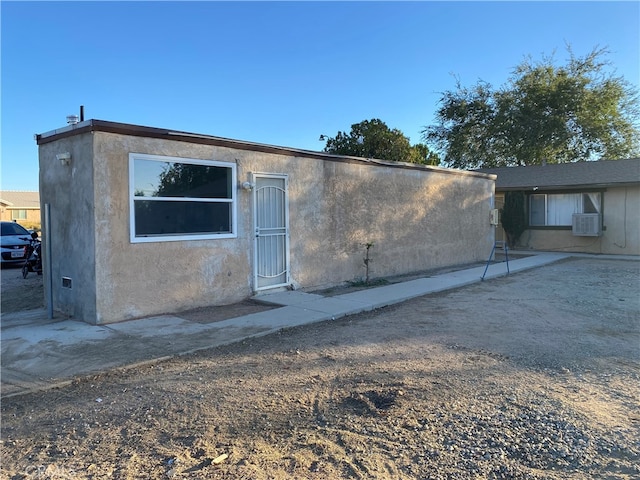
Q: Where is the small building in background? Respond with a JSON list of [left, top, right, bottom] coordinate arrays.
[[477, 159, 640, 255], [0, 191, 41, 229]]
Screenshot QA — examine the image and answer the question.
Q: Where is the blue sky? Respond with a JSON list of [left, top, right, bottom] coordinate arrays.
[[2, 1, 638, 191]]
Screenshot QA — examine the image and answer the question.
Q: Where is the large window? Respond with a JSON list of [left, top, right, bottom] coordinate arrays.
[[129, 154, 237, 242], [529, 192, 601, 226]]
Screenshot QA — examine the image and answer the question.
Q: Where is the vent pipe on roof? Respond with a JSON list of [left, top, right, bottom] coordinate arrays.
[[66, 106, 84, 125]]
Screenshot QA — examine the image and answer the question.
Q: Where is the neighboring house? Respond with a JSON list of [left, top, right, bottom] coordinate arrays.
[[477, 159, 640, 255], [0, 191, 41, 226], [36, 119, 496, 325]]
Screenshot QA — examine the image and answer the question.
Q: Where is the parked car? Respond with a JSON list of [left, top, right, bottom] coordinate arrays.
[[1, 221, 32, 265]]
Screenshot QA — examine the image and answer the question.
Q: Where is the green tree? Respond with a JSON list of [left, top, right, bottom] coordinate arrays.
[[157, 163, 229, 198], [424, 47, 640, 168], [500, 191, 527, 248], [322, 118, 440, 165], [409, 143, 441, 165]]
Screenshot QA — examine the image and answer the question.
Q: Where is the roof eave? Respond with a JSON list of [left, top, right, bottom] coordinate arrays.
[[497, 182, 639, 191], [35, 119, 495, 180]]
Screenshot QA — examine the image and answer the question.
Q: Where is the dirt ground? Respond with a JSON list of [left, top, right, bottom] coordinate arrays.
[[1, 265, 45, 314], [1, 257, 639, 479]]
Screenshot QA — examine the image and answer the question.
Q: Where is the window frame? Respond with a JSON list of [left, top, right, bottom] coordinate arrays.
[[11, 209, 27, 220], [527, 191, 603, 229], [129, 153, 237, 243]]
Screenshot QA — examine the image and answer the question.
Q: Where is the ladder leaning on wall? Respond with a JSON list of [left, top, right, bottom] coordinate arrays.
[[481, 240, 510, 281]]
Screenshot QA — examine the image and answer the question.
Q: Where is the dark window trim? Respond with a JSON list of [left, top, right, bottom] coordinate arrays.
[[525, 191, 604, 229]]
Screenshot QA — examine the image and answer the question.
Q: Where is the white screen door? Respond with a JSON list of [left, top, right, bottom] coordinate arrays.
[[253, 174, 289, 290]]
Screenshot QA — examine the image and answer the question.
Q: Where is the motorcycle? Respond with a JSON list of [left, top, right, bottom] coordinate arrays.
[[22, 231, 42, 278]]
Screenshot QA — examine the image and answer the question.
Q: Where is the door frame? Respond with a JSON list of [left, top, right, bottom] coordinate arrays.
[[252, 172, 290, 291]]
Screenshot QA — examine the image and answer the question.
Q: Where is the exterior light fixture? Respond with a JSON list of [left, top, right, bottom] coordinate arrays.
[[56, 152, 72, 165], [242, 181, 255, 191]]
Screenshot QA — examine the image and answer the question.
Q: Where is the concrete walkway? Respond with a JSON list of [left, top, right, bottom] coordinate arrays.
[[1, 252, 573, 398]]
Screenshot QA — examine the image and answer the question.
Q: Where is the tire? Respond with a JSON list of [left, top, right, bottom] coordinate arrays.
[[22, 264, 28, 279]]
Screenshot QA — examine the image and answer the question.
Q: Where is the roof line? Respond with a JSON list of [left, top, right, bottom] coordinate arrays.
[[499, 184, 637, 191], [35, 119, 494, 180]]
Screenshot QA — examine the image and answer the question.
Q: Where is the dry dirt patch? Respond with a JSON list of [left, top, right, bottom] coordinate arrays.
[[1, 265, 44, 314], [1, 257, 639, 479]]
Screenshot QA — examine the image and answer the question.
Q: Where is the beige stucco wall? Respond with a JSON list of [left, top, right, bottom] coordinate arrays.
[[242, 153, 494, 290], [91, 133, 255, 324], [39, 133, 98, 320], [600, 187, 640, 254], [511, 187, 640, 255], [40, 131, 495, 324]]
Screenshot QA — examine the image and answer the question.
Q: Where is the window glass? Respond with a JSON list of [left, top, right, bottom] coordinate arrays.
[[583, 193, 600, 213], [130, 154, 236, 242], [547, 194, 581, 225], [134, 201, 231, 236], [529, 195, 546, 226], [1, 222, 30, 236], [529, 192, 601, 226], [133, 160, 231, 199], [11, 210, 27, 220]]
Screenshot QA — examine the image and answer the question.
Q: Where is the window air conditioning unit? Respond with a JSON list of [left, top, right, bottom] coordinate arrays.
[[572, 214, 602, 237]]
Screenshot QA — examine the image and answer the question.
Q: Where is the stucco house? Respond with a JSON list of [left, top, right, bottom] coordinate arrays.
[[0, 191, 41, 227], [36, 119, 496, 325], [477, 159, 639, 255]]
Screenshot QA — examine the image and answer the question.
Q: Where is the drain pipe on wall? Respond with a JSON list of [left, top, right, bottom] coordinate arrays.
[[44, 203, 53, 319]]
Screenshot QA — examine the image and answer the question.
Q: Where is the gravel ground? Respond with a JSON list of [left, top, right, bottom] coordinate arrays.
[[1, 257, 639, 479], [1, 264, 44, 314]]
